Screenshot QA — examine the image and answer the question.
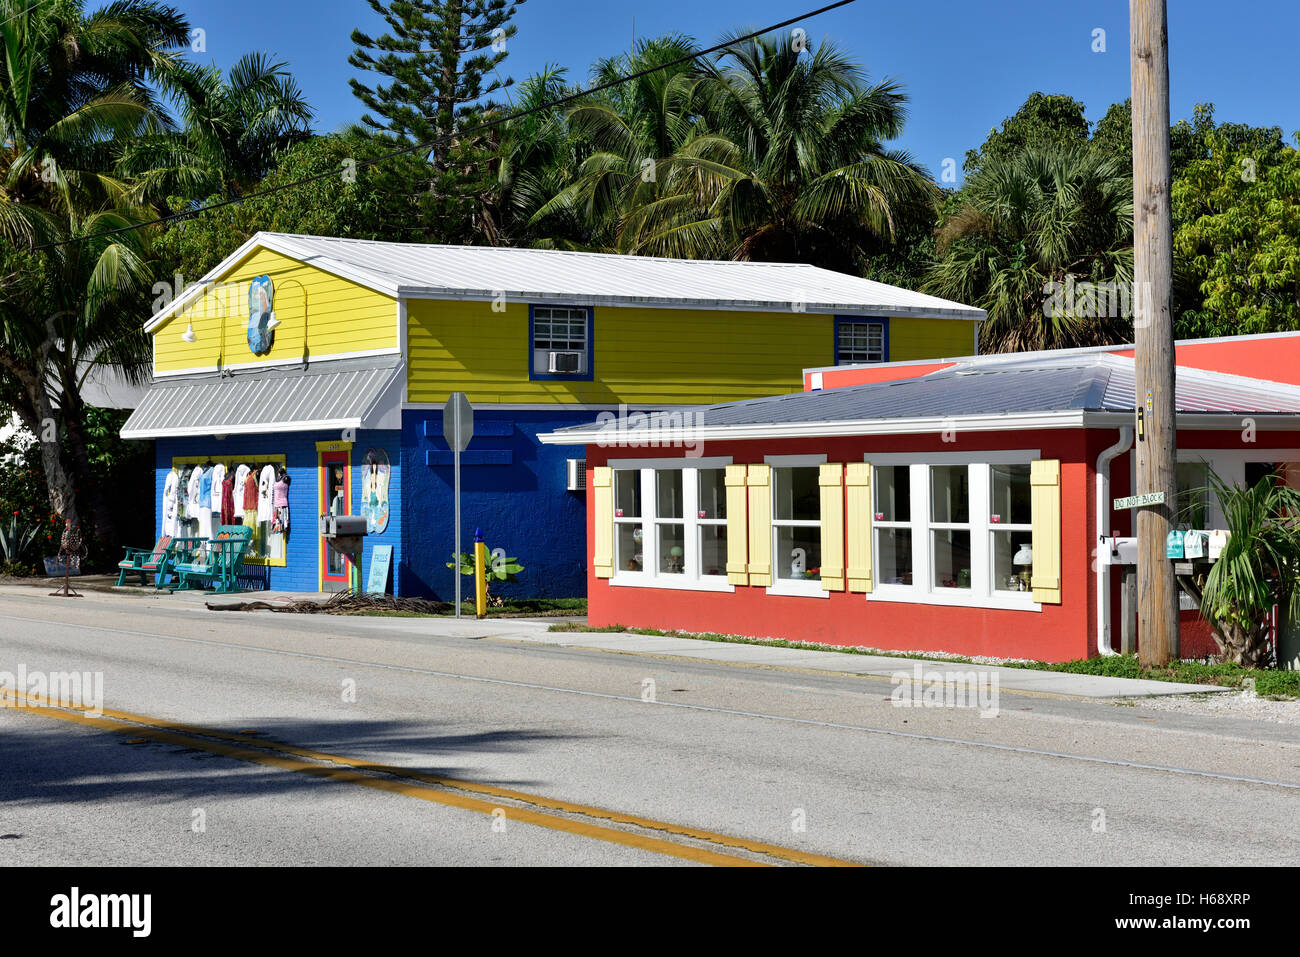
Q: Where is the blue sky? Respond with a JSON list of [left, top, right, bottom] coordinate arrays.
[[156, 0, 1297, 183]]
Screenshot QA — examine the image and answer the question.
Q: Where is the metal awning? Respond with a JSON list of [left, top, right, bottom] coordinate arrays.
[[121, 357, 404, 439]]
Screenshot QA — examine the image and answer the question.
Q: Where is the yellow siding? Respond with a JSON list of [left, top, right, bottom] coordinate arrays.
[[889, 317, 976, 361], [407, 300, 978, 405], [406, 300, 834, 405], [153, 248, 397, 373]]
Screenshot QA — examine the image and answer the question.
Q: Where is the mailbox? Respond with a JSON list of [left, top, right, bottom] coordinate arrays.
[[1099, 536, 1138, 565], [320, 513, 368, 563], [321, 514, 368, 538]]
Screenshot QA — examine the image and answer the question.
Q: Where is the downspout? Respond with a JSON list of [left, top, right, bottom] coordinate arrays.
[[1096, 427, 1135, 656]]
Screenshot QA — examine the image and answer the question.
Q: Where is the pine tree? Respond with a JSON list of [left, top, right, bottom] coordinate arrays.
[[349, 0, 524, 242]]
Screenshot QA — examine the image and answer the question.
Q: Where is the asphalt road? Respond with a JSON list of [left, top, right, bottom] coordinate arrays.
[[2, 585, 1298, 866]]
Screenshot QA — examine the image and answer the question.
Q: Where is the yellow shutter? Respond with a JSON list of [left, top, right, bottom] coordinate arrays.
[[845, 462, 874, 593], [592, 466, 614, 579], [746, 464, 772, 587], [724, 464, 750, 586], [1030, 459, 1062, 604], [819, 463, 845, 591]]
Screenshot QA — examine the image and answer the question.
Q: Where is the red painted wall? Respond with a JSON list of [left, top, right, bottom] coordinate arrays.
[[1112, 334, 1300, 386], [584, 425, 1300, 662], [811, 333, 1300, 394], [805, 363, 955, 391], [586, 430, 1094, 662]]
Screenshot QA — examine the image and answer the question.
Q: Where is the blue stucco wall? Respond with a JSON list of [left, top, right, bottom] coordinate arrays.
[[153, 429, 402, 593], [399, 408, 592, 600]]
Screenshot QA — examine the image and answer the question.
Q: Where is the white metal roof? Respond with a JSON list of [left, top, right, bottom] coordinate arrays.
[[120, 357, 404, 439], [144, 231, 986, 331]]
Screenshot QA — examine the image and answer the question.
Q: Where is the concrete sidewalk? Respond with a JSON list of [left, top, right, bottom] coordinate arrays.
[[20, 579, 1228, 700], [501, 626, 1228, 699]]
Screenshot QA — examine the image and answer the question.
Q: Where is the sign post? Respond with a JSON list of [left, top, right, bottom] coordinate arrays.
[[443, 392, 474, 618]]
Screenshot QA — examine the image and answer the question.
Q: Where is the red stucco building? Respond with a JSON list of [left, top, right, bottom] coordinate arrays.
[[542, 333, 1300, 662]]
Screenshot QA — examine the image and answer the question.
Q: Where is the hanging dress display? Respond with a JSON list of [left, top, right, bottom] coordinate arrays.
[[257, 465, 275, 524], [233, 465, 250, 522], [272, 472, 291, 533], [220, 473, 235, 526], [196, 466, 214, 539], [161, 469, 180, 538], [242, 468, 259, 525]]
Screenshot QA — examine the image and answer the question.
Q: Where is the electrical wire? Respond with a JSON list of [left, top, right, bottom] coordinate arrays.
[[33, 0, 856, 251]]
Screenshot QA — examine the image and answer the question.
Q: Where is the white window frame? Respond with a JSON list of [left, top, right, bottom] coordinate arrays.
[[607, 456, 735, 592], [865, 451, 1041, 612], [765, 453, 829, 598], [1169, 448, 1300, 529]]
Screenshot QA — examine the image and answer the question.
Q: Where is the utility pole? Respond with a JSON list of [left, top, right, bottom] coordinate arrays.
[[1130, 0, 1179, 666]]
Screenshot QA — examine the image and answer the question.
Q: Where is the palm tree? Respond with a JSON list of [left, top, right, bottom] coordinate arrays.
[[0, 212, 153, 544], [621, 31, 937, 270], [0, 0, 189, 243], [1199, 469, 1300, 667], [0, 0, 187, 545], [120, 52, 314, 204], [527, 34, 706, 251], [924, 145, 1134, 352], [484, 66, 590, 248]]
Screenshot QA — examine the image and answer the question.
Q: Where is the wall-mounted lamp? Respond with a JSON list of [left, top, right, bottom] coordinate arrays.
[[181, 322, 197, 343]]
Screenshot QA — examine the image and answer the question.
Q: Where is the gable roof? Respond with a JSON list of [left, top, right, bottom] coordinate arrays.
[[540, 352, 1300, 445], [144, 231, 986, 332]]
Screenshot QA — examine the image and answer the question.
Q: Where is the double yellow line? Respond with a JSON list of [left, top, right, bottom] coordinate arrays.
[[3, 691, 861, 867]]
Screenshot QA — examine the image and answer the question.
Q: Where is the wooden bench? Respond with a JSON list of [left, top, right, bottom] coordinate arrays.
[[170, 526, 253, 594], [116, 535, 175, 588]]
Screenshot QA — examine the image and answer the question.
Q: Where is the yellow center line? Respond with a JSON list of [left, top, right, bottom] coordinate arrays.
[[2, 692, 863, 867]]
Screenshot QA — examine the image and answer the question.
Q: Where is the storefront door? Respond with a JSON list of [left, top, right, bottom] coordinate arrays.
[[319, 449, 351, 591]]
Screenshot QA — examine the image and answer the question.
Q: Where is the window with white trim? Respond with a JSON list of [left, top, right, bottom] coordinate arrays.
[[532, 306, 589, 376], [836, 320, 885, 364], [610, 462, 731, 588], [870, 454, 1040, 607], [875, 465, 913, 585], [989, 464, 1034, 594], [772, 465, 822, 583]]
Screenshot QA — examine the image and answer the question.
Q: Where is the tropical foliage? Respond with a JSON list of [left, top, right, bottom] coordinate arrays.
[[1199, 471, 1300, 667], [925, 146, 1133, 351]]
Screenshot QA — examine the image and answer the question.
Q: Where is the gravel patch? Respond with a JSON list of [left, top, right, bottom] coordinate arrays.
[[1123, 688, 1300, 724]]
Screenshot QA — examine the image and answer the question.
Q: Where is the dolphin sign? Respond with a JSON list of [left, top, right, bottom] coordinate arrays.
[[247, 275, 279, 354]]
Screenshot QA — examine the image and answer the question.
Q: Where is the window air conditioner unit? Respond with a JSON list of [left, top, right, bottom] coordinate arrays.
[[548, 350, 582, 374], [566, 458, 586, 491]]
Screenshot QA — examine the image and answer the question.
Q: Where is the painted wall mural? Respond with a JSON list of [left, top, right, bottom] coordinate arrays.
[[247, 275, 278, 355], [361, 447, 390, 534]]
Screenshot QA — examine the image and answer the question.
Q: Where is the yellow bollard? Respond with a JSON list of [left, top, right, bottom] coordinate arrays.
[[474, 539, 488, 619]]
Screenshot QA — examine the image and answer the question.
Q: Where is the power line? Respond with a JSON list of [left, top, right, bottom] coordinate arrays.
[[33, 0, 856, 251], [0, 0, 46, 29]]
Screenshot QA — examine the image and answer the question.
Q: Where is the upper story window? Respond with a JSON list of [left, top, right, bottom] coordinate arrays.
[[531, 305, 593, 379], [835, 318, 887, 365]]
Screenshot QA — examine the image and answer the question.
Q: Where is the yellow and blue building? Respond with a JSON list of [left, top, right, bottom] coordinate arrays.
[[122, 232, 985, 597]]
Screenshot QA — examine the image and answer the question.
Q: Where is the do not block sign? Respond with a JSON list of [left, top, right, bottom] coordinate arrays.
[[1114, 491, 1165, 510]]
